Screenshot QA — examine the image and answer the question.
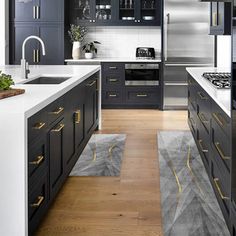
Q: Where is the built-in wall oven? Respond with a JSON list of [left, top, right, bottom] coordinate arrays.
[[125, 63, 159, 86]]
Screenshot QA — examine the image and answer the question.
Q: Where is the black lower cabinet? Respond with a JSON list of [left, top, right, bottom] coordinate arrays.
[[27, 72, 99, 235], [187, 73, 231, 232]]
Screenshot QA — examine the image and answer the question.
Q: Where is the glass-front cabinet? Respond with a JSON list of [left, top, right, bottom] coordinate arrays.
[[70, 0, 161, 26]]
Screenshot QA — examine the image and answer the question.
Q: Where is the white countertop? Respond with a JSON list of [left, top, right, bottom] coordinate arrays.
[[0, 65, 100, 118], [186, 67, 231, 117], [65, 57, 162, 63]]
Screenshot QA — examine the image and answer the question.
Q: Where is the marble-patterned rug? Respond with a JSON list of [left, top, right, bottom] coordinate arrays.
[[70, 134, 126, 176], [157, 131, 230, 236]]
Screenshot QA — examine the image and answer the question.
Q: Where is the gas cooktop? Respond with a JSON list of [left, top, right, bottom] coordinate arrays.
[[202, 72, 231, 89]]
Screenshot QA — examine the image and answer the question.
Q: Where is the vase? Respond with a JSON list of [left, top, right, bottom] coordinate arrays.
[[72, 41, 81, 60], [85, 52, 94, 59]]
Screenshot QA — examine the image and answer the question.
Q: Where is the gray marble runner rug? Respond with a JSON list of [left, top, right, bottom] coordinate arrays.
[[70, 134, 126, 176], [157, 131, 230, 236]]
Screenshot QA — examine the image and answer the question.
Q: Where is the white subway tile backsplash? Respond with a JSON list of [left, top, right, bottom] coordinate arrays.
[[83, 26, 161, 58]]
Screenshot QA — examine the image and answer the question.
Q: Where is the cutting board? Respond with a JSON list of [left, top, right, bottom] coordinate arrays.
[[0, 88, 25, 100]]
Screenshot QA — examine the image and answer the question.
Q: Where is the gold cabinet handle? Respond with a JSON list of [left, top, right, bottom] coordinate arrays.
[[36, 5, 40, 19], [198, 140, 208, 153], [29, 155, 44, 165], [52, 124, 65, 132], [30, 196, 44, 208], [109, 66, 117, 70], [49, 107, 64, 115], [214, 142, 230, 160], [33, 122, 46, 130], [188, 79, 193, 85], [213, 178, 229, 200], [36, 49, 40, 63], [213, 12, 217, 26], [199, 113, 209, 124], [197, 91, 208, 100], [33, 49, 36, 63], [86, 80, 96, 87], [75, 110, 81, 124], [109, 94, 117, 97], [33, 6, 36, 19], [109, 78, 118, 82], [137, 94, 148, 97], [212, 112, 225, 127]]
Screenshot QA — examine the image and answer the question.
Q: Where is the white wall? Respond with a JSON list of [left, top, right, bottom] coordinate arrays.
[[217, 36, 231, 68], [84, 26, 161, 58], [0, 0, 9, 65]]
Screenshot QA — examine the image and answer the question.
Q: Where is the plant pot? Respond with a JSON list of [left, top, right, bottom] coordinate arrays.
[[72, 41, 81, 60], [85, 52, 94, 59]]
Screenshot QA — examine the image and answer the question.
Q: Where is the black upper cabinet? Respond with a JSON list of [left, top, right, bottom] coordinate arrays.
[[70, 0, 161, 26], [209, 2, 231, 35], [11, 0, 64, 22]]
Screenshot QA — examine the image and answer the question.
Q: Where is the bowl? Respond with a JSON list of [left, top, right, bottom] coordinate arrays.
[[99, 5, 105, 9], [143, 16, 154, 20], [105, 5, 111, 9]]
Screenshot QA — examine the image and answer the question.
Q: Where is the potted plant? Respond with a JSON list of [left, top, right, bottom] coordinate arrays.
[[82, 41, 101, 59], [68, 24, 88, 60], [0, 71, 14, 91]]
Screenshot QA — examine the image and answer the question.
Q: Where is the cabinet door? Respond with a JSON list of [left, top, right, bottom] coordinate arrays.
[[38, 24, 64, 65], [10, 23, 39, 65], [14, 0, 37, 22], [39, 0, 64, 22], [84, 78, 98, 135], [49, 119, 65, 198]]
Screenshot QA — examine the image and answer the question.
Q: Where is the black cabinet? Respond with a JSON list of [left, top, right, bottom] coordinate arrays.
[[187, 73, 231, 231], [10, 23, 64, 65], [10, 0, 64, 22], [101, 62, 161, 108], [27, 72, 99, 234], [209, 2, 231, 35], [9, 0, 65, 65], [69, 0, 161, 26]]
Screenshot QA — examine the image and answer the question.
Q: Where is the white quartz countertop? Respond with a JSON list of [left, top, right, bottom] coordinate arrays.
[[186, 67, 231, 117], [0, 65, 100, 118], [65, 57, 162, 63]]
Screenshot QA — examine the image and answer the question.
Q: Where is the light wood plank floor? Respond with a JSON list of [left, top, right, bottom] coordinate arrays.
[[36, 110, 189, 236]]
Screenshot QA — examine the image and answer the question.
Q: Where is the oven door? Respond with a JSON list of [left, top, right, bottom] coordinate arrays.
[[125, 64, 159, 86]]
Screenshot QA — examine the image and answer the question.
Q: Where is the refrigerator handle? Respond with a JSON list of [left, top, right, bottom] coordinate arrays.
[[164, 13, 170, 62]]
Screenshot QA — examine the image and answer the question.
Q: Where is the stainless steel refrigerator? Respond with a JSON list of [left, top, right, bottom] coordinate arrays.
[[163, 0, 214, 109]]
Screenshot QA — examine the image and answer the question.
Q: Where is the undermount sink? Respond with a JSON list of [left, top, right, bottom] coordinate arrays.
[[23, 76, 71, 85]]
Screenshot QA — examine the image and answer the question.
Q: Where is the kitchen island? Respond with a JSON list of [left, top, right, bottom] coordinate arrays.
[[0, 65, 101, 236], [186, 67, 231, 231]]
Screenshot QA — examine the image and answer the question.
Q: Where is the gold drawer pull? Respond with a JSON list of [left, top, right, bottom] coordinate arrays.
[[52, 124, 65, 132], [87, 80, 96, 87], [109, 78, 118, 82], [213, 12, 217, 26], [213, 178, 229, 200], [188, 79, 193, 85], [109, 94, 117, 97], [198, 140, 208, 153], [212, 112, 225, 127], [109, 66, 117, 70], [189, 118, 195, 126], [137, 94, 148, 97], [49, 107, 64, 115], [29, 155, 44, 165], [215, 142, 230, 160], [197, 92, 208, 100], [33, 122, 45, 130], [199, 113, 209, 124], [75, 110, 81, 124], [30, 196, 44, 208]]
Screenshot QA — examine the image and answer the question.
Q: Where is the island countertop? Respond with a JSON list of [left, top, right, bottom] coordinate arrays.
[[186, 67, 231, 117], [0, 65, 100, 118]]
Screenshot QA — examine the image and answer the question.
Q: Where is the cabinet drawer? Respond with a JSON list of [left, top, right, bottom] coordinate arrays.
[[196, 88, 211, 134], [212, 102, 230, 137], [28, 109, 48, 144], [210, 159, 230, 224], [28, 138, 47, 188], [103, 74, 123, 88], [188, 103, 198, 138], [126, 89, 159, 104], [197, 120, 210, 169], [103, 91, 123, 104], [28, 172, 49, 234], [47, 97, 65, 125], [211, 117, 231, 175], [102, 63, 124, 73], [188, 77, 197, 111]]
